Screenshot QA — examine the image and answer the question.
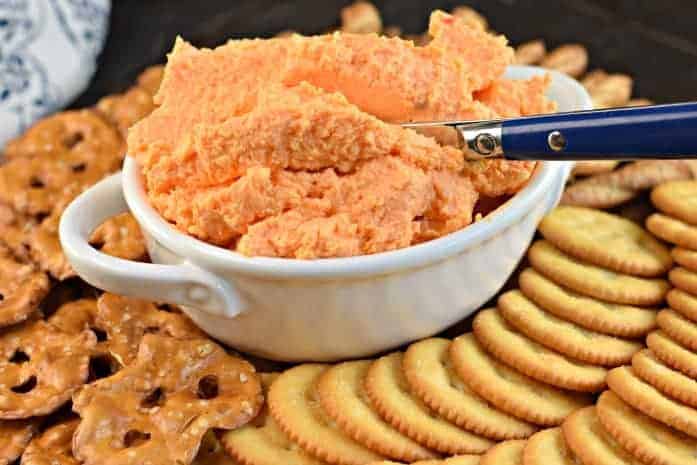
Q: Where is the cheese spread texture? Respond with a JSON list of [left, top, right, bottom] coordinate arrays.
[[129, 11, 555, 259]]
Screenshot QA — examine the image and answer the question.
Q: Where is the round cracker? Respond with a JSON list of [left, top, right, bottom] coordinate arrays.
[[669, 267, 697, 295], [528, 241, 670, 306], [597, 390, 697, 465], [632, 350, 697, 409], [522, 428, 575, 465], [519, 268, 656, 338], [666, 289, 697, 323], [449, 334, 592, 426], [402, 338, 537, 440], [498, 290, 643, 367], [473, 308, 607, 392], [656, 309, 697, 352], [317, 360, 436, 462], [606, 366, 697, 438], [364, 353, 494, 455], [646, 214, 697, 249], [651, 181, 697, 225], [562, 406, 644, 465], [672, 247, 697, 272], [479, 440, 526, 465], [268, 364, 384, 465], [646, 331, 697, 379], [222, 373, 324, 465], [539, 206, 672, 277]]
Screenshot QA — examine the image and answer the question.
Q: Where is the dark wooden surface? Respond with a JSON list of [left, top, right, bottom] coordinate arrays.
[[72, 0, 697, 108]]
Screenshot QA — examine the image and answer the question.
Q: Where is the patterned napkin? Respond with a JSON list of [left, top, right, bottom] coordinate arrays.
[[0, 0, 110, 149]]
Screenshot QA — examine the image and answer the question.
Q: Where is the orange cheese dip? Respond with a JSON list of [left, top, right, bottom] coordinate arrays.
[[129, 11, 555, 259]]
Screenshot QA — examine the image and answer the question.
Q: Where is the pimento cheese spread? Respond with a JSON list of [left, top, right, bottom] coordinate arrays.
[[128, 11, 555, 259]]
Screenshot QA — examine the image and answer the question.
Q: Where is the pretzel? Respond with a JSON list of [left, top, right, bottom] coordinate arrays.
[[0, 203, 34, 261], [0, 419, 38, 465], [571, 161, 620, 177], [514, 40, 546, 65], [340, 1, 382, 34], [89, 213, 148, 261], [26, 186, 83, 281], [0, 110, 123, 219], [540, 44, 588, 78], [72, 334, 263, 465], [97, 87, 157, 138], [452, 5, 488, 31], [562, 160, 697, 208], [0, 245, 50, 328], [581, 70, 633, 108], [49, 293, 203, 368], [3, 110, 123, 161], [21, 418, 79, 465], [0, 148, 120, 218], [0, 320, 96, 419]]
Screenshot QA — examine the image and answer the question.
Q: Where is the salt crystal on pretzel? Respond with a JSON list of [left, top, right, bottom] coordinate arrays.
[[0, 320, 96, 419], [21, 418, 79, 465], [49, 293, 203, 368], [0, 419, 38, 465], [72, 334, 262, 465], [89, 213, 148, 261], [0, 245, 50, 328]]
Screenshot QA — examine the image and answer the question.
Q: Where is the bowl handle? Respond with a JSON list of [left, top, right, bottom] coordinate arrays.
[[59, 172, 245, 318]]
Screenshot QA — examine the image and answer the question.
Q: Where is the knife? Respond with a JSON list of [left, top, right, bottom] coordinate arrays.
[[401, 102, 697, 161]]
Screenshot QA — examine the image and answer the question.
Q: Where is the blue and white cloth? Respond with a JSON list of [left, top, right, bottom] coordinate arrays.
[[0, 0, 110, 149]]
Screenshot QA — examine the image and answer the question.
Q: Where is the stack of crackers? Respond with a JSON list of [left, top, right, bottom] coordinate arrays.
[[230, 204, 682, 465], [2, 2, 697, 464]]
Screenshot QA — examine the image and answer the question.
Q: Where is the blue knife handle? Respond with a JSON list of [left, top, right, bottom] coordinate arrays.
[[501, 102, 697, 160]]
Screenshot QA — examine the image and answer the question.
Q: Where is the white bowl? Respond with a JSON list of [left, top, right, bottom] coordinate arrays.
[[59, 66, 592, 361]]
